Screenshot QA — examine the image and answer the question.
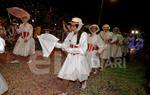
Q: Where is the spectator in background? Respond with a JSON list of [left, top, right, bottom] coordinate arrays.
[[135, 35, 144, 57], [0, 19, 7, 39], [34, 25, 42, 50]]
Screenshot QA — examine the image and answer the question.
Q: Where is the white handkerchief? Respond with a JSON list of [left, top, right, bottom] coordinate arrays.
[[38, 33, 59, 57]]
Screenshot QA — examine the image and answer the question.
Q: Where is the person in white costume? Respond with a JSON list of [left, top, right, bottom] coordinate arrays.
[[0, 37, 8, 95], [55, 17, 90, 95], [99, 24, 116, 70], [11, 16, 35, 63], [87, 24, 104, 74], [110, 27, 123, 66]]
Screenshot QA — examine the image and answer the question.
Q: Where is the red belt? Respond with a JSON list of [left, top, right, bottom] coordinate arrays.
[[70, 44, 79, 55], [21, 32, 29, 39], [70, 53, 79, 55], [70, 44, 79, 48], [87, 43, 96, 52]]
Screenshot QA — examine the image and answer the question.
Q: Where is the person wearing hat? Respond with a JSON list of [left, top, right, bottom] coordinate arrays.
[[55, 17, 90, 95], [11, 16, 35, 63], [110, 27, 124, 67], [99, 24, 116, 70], [86, 24, 104, 75]]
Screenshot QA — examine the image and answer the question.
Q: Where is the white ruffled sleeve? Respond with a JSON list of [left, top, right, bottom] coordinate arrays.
[[55, 32, 74, 49]]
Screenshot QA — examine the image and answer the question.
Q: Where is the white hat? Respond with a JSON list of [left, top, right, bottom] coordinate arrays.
[[69, 17, 84, 25], [102, 24, 110, 29], [89, 24, 100, 33]]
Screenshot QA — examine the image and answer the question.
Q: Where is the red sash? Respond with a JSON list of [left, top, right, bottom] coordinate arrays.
[[70, 44, 79, 48], [69, 44, 79, 55], [21, 32, 29, 39], [104, 39, 112, 44], [87, 43, 96, 52]]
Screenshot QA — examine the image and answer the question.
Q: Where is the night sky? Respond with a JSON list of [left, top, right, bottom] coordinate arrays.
[[0, 0, 148, 33]]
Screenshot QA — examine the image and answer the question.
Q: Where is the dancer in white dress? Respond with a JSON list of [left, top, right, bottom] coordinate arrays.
[[99, 24, 116, 70], [11, 16, 35, 63], [87, 24, 104, 74], [55, 17, 90, 95], [110, 27, 123, 67]]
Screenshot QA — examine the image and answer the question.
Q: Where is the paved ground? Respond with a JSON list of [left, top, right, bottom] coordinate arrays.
[[0, 50, 146, 95]]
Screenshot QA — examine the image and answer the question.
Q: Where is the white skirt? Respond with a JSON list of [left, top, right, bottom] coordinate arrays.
[[87, 51, 100, 68], [0, 74, 8, 95], [111, 44, 122, 58], [13, 37, 35, 56], [58, 54, 91, 82]]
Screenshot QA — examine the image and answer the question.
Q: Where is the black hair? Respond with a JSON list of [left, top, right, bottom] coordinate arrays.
[[76, 30, 82, 44], [76, 26, 85, 44]]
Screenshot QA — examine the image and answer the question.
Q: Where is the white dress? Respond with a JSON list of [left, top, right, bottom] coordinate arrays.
[[0, 73, 8, 95], [99, 31, 114, 59], [57, 32, 91, 82], [13, 23, 35, 56], [87, 33, 104, 68], [110, 33, 123, 58]]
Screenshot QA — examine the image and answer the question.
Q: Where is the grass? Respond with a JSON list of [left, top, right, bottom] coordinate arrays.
[[80, 62, 146, 95]]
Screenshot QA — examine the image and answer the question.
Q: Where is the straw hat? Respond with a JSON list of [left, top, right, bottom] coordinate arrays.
[[69, 17, 84, 25], [102, 24, 110, 29], [89, 24, 100, 33]]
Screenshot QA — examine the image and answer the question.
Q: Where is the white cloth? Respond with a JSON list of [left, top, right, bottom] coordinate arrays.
[[38, 33, 59, 57], [0, 73, 8, 95], [57, 32, 90, 82], [0, 37, 5, 54], [87, 33, 104, 68], [13, 23, 35, 56]]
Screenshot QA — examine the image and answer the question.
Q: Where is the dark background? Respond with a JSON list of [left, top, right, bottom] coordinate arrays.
[[0, 0, 148, 33]]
